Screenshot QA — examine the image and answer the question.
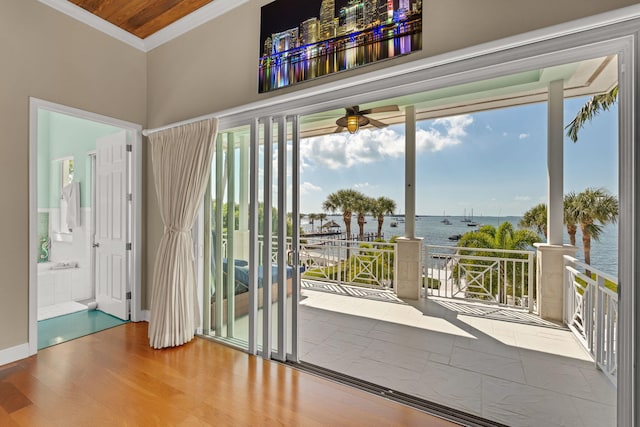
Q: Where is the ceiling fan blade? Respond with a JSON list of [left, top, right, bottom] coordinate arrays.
[[345, 106, 359, 115], [359, 105, 399, 115], [367, 117, 388, 129]]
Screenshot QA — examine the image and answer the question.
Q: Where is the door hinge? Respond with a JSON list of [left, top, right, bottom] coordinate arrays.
[[126, 291, 132, 300], [126, 144, 133, 152], [126, 243, 132, 251], [127, 193, 133, 202]]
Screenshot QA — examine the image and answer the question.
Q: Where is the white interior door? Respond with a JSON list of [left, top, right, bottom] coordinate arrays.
[[95, 130, 129, 320]]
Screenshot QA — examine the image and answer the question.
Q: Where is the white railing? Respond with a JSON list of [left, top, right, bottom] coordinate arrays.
[[424, 245, 536, 312], [564, 255, 618, 385], [299, 237, 396, 290]]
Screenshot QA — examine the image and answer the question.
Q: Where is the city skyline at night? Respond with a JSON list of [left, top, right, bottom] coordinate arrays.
[[259, 0, 423, 92]]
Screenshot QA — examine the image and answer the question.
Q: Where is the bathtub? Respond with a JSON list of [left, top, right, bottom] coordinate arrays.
[[37, 261, 90, 307]]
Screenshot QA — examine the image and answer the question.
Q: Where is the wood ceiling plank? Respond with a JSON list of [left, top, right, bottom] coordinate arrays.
[[67, 0, 214, 39], [128, 0, 213, 39]]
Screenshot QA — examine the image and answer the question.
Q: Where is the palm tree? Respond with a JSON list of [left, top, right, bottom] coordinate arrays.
[[571, 188, 619, 265], [307, 213, 318, 233], [370, 196, 397, 239], [566, 85, 618, 142], [563, 192, 579, 246], [317, 213, 327, 231], [518, 193, 585, 246], [353, 196, 374, 240], [459, 222, 541, 252], [322, 189, 364, 239], [519, 203, 547, 238]]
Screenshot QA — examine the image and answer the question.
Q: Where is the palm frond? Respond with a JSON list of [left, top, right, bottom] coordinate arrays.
[[565, 86, 618, 143]]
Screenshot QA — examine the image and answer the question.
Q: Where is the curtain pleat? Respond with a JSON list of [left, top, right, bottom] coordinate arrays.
[[148, 118, 218, 349]]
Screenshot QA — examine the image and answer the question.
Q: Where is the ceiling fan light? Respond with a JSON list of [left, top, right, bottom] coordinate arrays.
[[347, 115, 359, 134]]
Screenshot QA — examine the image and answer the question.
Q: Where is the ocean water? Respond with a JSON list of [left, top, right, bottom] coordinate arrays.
[[312, 215, 618, 277]]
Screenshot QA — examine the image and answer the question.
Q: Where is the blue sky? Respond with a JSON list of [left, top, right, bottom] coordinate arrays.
[[299, 96, 618, 216]]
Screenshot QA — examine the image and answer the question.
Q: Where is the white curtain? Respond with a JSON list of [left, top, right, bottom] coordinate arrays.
[[148, 118, 218, 349]]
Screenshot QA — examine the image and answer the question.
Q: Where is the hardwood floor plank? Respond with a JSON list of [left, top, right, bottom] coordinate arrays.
[[1, 323, 459, 426]]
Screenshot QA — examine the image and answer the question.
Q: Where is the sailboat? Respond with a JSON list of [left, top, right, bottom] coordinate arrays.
[[467, 209, 478, 227], [461, 208, 472, 223], [441, 210, 452, 225]]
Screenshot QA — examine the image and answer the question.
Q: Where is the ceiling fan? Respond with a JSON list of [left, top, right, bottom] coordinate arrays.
[[335, 104, 400, 134]]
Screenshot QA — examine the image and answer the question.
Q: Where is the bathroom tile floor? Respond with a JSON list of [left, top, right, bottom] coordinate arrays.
[[37, 301, 87, 321], [38, 309, 127, 350]]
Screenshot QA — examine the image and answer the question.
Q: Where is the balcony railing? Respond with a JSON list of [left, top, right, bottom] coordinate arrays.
[[424, 245, 536, 312], [564, 255, 618, 385], [299, 237, 396, 290]]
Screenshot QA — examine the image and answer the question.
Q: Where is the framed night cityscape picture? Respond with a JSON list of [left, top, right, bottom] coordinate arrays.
[[259, 0, 423, 93]]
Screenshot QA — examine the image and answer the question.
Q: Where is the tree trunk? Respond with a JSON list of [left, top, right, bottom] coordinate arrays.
[[343, 212, 352, 239], [567, 224, 577, 246], [377, 215, 383, 239], [358, 214, 365, 240], [581, 224, 592, 266]]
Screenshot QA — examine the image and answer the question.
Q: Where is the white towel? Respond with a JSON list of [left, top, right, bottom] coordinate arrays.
[[61, 182, 80, 230]]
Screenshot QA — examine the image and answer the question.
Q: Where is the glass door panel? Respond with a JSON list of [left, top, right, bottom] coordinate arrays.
[[206, 126, 252, 349]]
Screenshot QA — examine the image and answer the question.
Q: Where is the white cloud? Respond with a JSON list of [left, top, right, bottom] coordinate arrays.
[[300, 114, 473, 170], [502, 132, 508, 137], [519, 133, 530, 140], [300, 181, 322, 196], [515, 195, 532, 201], [354, 182, 376, 189], [486, 124, 493, 131]]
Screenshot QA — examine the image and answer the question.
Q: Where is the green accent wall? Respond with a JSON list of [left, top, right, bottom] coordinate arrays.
[[38, 110, 121, 209]]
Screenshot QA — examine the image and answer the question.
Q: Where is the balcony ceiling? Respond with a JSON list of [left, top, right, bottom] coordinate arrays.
[[300, 55, 619, 138], [68, 0, 214, 39]]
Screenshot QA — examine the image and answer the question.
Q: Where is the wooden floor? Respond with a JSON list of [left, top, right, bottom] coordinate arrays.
[[0, 322, 459, 426]]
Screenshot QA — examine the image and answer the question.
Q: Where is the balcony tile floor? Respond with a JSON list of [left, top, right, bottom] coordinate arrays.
[[299, 285, 616, 427]]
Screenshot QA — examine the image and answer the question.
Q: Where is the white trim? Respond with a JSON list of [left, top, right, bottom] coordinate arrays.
[[29, 98, 144, 357], [0, 343, 30, 366], [38, 0, 249, 52], [615, 30, 637, 427], [143, 0, 250, 52], [139, 310, 151, 322], [143, 4, 640, 135], [38, 0, 144, 50]]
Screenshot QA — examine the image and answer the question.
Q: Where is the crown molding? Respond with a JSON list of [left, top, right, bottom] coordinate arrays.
[[38, 0, 249, 52], [143, 0, 250, 51]]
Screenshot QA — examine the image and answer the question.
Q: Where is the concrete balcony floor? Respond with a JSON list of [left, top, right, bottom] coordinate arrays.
[[299, 281, 616, 427]]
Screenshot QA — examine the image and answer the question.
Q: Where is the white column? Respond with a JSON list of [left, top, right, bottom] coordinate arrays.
[[547, 80, 564, 245], [535, 80, 569, 322], [405, 105, 416, 239], [396, 105, 422, 300], [535, 243, 576, 322]]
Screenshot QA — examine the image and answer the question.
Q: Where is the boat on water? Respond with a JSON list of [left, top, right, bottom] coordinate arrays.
[[441, 211, 452, 225], [390, 221, 398, 227], [448, 234, 462, 241], [461, 209, 472, 223], [465, 209, 478, 226]]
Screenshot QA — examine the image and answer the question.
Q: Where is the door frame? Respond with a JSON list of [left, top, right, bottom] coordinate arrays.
[[28, 97, 143, 355]]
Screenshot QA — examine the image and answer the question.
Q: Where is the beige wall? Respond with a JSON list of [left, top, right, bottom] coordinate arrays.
[[0, 0, 146, 351]]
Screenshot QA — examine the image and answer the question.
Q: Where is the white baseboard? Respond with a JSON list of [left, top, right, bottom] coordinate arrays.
[[0, 343, 30, 367], [139, 310, 150, 322]]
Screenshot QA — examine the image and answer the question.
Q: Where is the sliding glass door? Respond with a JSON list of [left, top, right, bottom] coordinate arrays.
[[203, 117, 300, 361]]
